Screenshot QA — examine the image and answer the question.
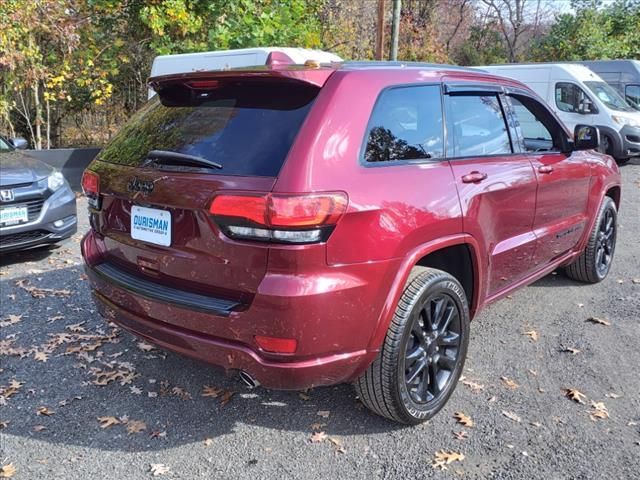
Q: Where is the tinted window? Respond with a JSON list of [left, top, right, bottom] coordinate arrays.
[[364, 85, 443, 162], [447, 95, 511, 157], [97, 82, 318, 177], [555, 82, 593, 113], [626, 85, 640, 109]]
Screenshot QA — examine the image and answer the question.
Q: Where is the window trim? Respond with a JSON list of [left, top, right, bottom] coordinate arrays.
[[444, 91, 515, 161], [554, 81, 599, 115], [359, 82, 447, 168]]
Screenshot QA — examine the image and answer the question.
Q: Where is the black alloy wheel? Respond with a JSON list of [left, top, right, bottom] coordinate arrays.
[[403, 293, 462, 405]]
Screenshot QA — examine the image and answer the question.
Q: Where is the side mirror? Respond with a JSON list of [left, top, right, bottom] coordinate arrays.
[[9, 137, 28, 150], [573, 125, 600, 151], [578, 98, 594, 114]]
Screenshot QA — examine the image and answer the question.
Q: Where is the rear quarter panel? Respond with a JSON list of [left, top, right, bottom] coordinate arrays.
[[274, 69, 463, 265]]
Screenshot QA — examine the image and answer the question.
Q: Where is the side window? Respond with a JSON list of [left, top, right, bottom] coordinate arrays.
[[555, 82, 591, 113], [364, 85, 443, 162], [626, 85, 640, 109], [447, 95, 512, 157], [508, 95, 566, 153]]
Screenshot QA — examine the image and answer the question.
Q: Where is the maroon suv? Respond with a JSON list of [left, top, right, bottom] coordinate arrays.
[[81, 62, 621, 424]]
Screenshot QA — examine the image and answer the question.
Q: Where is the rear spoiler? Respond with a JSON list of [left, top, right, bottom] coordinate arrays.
[[148, 63, 339, 94]]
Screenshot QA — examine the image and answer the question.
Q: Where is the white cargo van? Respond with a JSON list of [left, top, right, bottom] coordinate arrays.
[[480, 63, 640, 164], [149, 47, 342, 98]]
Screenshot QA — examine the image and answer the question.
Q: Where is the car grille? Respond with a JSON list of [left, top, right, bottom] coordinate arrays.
[[0, 230, 50, 248], [24, 198, 45, 221]]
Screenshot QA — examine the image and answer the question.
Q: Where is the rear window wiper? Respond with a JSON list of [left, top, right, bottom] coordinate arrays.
[[143, 150, 222, 170]]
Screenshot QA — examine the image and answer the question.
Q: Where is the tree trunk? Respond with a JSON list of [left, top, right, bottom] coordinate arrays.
[[33, 81, 42, 150]]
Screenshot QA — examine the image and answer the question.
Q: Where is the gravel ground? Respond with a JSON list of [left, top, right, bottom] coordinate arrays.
[[1, 162, 639, 480]]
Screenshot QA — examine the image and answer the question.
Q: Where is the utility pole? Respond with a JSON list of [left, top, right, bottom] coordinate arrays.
[[390, 0, 401, 61], [375, 0, 385, 61]]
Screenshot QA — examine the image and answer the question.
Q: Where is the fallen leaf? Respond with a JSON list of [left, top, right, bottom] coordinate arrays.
[[561, 346, 581, 355], [65, 322, 86, 333], [461, 378, 485, 392], [171, 386, 192, 400], [0, 315, 22, 328], [130, 386, 143, 395], [310, 431, 328, 443], [317, 410, 330, 418], [33, 351, 49, 362], [564, 388, 587, 404], [203, 437, 214, 446], [0, 421, 7, 429], [137, 341, 155, 352], [502, 410, 522, 423], [0, 463, 16, 478], [453, 431, 468, 440], [605, 392, 621, 399], [149, 464, 170, 476], [150, 430, 167, 439], [310, 422, 326, 430], [201, 386, 223, 398], [33, 425, 47, 432], [97, 416, 121, 429], [632, 278, 640, 284], [454, 412, 474, 427], [298, 392, 311, 401], [126, 420, 146, 434], [586, 317, 610, 326], [433, 451, 465, 470], [589, 401, 609, 421], [501, 376, 519, 390], [523, 330, 539, 341], [36, 406, 54, 416], [220, 391, 235, 407]]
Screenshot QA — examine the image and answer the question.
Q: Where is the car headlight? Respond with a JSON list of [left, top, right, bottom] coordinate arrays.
[[612, 115, 640, 128], [47, 171, 65, 191]]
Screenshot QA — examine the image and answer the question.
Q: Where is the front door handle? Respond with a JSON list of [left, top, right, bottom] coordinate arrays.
[[538, 165, 554, 174], [461, 171, 488, 183]]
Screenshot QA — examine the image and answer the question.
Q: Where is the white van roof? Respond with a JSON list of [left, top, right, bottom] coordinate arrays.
[[480, 63, 604, 82]]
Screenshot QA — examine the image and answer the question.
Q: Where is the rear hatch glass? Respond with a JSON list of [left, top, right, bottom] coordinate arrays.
[[97, 80, 319, 176], [90, 79, 319, 310]]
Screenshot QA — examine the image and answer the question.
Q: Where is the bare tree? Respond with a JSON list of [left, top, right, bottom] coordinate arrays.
[[480, 0, 547, 62]]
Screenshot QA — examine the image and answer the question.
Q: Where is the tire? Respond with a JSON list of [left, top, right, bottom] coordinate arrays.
[[615, 158, 630, 166], [355, 267, 470, 424], [564, 196, 617, 283]]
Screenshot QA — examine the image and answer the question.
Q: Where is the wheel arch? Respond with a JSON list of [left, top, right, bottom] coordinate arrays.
[[365, 234, 483, 354]]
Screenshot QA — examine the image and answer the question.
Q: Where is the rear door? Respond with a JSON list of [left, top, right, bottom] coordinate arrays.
[[504, 92, 591, 268], [444, 84, 538, 298], [87, 76, 323, 304]]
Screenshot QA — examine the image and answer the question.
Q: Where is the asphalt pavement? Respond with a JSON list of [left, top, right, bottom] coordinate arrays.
[[1, 161, 639, 479]]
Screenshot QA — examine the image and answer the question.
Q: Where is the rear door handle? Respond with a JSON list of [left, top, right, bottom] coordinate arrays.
[[461, 171, 488, 183], [538, 165, 554, 174]]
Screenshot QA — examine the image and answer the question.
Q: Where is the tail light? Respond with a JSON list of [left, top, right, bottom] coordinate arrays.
[[81, 170, 101, 209], [209, 192, 348, 244]]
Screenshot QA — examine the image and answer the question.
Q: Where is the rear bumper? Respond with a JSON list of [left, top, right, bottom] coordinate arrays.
[[91, 289, 370, 390], [82, 230, 395, 390], [0, 185, 77, 252]]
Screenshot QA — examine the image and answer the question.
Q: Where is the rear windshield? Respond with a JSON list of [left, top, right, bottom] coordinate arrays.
[[97, 81, 318, 176]]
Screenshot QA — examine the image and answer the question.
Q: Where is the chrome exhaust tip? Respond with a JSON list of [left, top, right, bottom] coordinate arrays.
[[239, 370, 260, 389]]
